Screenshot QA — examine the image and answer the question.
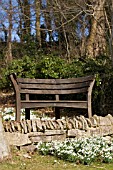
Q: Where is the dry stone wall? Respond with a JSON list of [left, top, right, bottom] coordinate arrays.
[[3, 114, 113, 146]]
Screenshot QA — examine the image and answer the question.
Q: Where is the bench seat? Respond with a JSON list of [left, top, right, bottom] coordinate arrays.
[[21, 100, 87, 108]]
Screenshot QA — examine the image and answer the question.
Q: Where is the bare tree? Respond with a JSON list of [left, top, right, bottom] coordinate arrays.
[[86, 0, 106, 58], [35, 0, 41, 47], [0, 0, 111, 60], [17, 0, 31, 41], [6, 0, 13, 62], [111, 0, 113, 63]]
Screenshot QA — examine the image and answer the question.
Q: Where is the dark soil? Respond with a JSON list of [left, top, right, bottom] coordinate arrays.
[[0, 90, 15, 107]]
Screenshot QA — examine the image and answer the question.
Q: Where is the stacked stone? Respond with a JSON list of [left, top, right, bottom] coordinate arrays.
[[3, 114, 113, 136], [3, 116, 90, 133], [3, 114, 113, 146]]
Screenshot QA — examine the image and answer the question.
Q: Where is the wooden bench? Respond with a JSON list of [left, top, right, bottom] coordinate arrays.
[[10, 74, 95, 121]]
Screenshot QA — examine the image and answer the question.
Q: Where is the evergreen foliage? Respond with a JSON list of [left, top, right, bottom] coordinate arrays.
[[0, 54, 113, 116]]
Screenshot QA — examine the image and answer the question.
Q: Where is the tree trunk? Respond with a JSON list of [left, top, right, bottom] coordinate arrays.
[[6, 0, 13, 63], [86, 0, 106, 58], [35, 0, 41, 47], [111, 0, 113, 64], [86, 18, 97, 57], [23, 0, 31, 35], [17, 0, 31, 41]]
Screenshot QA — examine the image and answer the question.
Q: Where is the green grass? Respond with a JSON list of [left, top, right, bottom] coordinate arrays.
[[0, 148, 113, 170]]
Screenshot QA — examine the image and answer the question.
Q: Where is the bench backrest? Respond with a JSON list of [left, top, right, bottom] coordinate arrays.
[[10, 74, 95, 96]]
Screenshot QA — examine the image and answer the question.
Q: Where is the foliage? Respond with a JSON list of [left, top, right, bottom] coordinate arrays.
[[1, 55, 113, 87], [82, 55, 113, 77], [37, 137, 113, 165], [37, 55, 84, 79], [36, 55, 68, 79], [0, 55, 85, 89], [0, 54, 113, 115], [0, 56, 37, 89], [81, 56, 113, 115], [12, 40, 40, 59]]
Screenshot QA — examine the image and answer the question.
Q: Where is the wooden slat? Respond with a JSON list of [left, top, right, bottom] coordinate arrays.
[[20, 87, 88, 94], [17, 75, 94, 84], [19, 81, 91, 90], [21, 101, 88, 109], [21, 100, 87, 103]]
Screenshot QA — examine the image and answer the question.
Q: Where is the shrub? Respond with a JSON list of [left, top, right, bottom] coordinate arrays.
[[0, 54, 113, 116], [0, 55, 37, 89]]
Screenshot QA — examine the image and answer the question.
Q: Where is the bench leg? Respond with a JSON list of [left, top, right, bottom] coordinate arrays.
[[16, 105, 21, 121], [16, 95, 21, 121], [55, 107, 60, 119], [88, 94, 92, 118], [25, 108, 30, 120]]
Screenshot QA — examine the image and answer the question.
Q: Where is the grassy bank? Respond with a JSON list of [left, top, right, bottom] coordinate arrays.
[[0, 148, 113, 170]]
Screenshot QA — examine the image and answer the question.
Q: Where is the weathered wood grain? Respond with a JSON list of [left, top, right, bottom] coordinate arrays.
[[10, 74, 95, 121]]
